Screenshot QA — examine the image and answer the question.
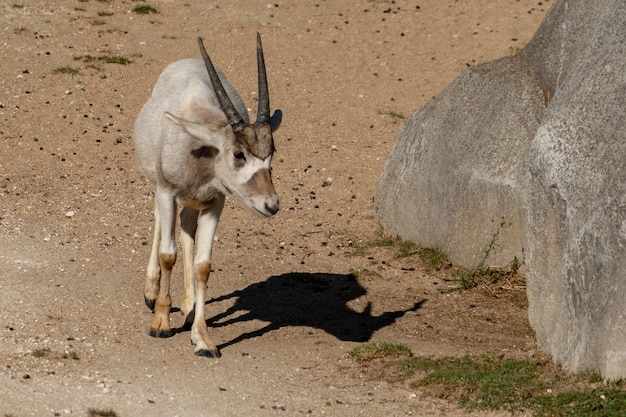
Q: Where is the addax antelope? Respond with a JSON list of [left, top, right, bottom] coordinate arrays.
[[133, 34, 282, 357]]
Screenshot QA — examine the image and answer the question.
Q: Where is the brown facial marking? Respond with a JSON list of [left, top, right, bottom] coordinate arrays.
[[234, 125, 274, 160], [244, 168, 275, 196], [191, 146, 218, 159]]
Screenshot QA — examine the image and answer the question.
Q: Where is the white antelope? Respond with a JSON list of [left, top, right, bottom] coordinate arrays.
[[133, 34, 282, 357]]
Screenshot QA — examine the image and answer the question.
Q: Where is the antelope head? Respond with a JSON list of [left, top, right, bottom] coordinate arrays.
[[166, 33, 282, 217]]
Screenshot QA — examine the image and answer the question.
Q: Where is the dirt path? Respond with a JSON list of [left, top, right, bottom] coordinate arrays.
[[0, 1, 549, 415]]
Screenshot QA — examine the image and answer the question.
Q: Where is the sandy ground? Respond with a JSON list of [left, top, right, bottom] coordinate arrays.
[[0, 0, 550, 415]]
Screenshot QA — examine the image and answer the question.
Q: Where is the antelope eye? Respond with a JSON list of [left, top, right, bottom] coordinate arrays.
[[234, 151, 246, 161]]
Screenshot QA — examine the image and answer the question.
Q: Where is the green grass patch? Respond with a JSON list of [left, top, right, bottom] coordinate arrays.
[[355, 235, 419, 259], [532, 384, 626, 417], [327, 228, 351, 240], [327, 230, 418, 259], [444, 257, 525, 296], [75, 54, 132, 65], [452, 255, 522, 290], [395, 239, 418, 258], [351, 349, 626, 416], [332, 228, 524, 298], [370, 237, 396, 248], [132, 5, 158, 14], [351, 246, 366, 257], [407, 355, 542, 412], [416, 247, 449, 270], [53, 66, 80, 75], [97, 11, 113, 16], [87, 409, 117, 417], [31, 348, 52, 358], [378, 109, 406, 119], [580, 369, 604, 384]]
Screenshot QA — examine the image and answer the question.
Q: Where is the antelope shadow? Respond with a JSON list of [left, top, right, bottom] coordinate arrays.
[[191, 272, 425, 351]]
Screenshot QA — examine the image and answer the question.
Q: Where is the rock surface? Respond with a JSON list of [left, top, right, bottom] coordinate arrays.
[[375, 0, 626, 378], [375, 56, 546, 268], [524, 0, 626, 379]]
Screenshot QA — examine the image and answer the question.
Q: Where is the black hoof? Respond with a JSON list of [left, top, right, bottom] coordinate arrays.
[[195, 348, 221, 358], [149, 328, 174, 338], [144, 297, 156, 311]]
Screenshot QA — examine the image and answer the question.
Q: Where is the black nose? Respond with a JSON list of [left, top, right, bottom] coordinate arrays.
[[265, 202, 279, 215]]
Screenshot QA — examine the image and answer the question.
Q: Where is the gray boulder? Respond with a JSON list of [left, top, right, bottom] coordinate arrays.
[[375, 0, 626, 378], [523, 0, 626, 379], [375, 56, 545, 268]]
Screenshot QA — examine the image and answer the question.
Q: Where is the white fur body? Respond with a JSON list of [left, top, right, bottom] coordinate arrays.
[[133, 37, 281, 357]]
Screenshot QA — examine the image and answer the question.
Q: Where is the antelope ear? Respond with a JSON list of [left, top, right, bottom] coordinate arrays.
[[165, 112, 224, 147], [270, 109, 282, 132]]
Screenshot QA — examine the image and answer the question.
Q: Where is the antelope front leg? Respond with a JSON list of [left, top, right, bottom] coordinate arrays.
[[149, 191, 177, 338], [191, 196, 224, 358]]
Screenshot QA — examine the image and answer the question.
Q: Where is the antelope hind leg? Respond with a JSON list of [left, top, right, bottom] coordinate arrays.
[[144, 198, 162, 310], [180, 207, 199, 329]]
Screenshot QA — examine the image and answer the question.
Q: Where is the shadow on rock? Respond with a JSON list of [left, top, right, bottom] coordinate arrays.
[[200, 272, 424, 351]]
